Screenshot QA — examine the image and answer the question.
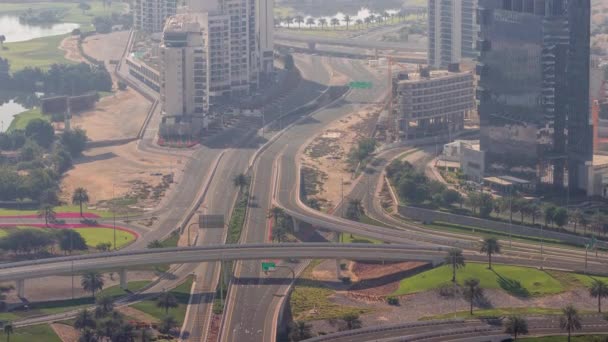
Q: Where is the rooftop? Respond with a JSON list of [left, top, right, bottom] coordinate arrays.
[[397, 69, 472, 84]]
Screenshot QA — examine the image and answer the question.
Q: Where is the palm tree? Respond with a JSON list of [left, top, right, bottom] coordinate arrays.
[[343, 15, 352, 30], [341, 313, 362, 330], [306, 18, 315, 29], [284, 16, 293, 28], [504, 315, 529, 340], [382, 11, 390, 23], [3, 323, 12, 342], [590, 279, 608, 313], [38, 204, 56, 226], [158, 315, 177, 334], [268, 206, 285, 226], [463, 278, 483, 315], [233, 173, 250, 193], [81, 272, 104, 298], [74, 309, 96, 331], [147, 239, 164, 248], [330, 17, 340, 30], [95, 295, 114, 318], [156, 291, 178, 315], [289, 320, 313, 341], [72, 187, 90, 217], [364, 16, 372, 27], [530, 202, 541, 225], [318, 18, 327, 30], [480, 237, 501, 269], [355, 19, 363, 28], [559, 305, 582, 342], [544, 206, 556, 228], [295, 15, 304, 29], [572, 209, 583, 233], [445, 248, 465, 282], [368, 14, 376, 26]]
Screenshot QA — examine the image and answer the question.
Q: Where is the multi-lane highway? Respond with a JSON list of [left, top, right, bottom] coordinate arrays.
[[221, 57, 389, 342]]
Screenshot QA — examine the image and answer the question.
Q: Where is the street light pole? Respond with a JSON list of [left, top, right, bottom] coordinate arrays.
[[112, 184, 116, 251]]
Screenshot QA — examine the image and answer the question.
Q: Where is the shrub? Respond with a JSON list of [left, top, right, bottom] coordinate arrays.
[[386, 296, 399, 306]]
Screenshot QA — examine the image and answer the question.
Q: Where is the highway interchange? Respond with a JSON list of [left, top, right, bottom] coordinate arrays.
[[2, 37, 608, 341]]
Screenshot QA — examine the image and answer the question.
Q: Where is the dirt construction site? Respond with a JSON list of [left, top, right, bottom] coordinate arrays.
[[58, 31, 184, 205]]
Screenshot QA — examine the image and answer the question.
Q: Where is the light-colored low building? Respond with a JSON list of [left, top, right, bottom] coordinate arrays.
[[440, 139, 485, 182], [393, 67, 475, 140], [587, 155, 608, 198]]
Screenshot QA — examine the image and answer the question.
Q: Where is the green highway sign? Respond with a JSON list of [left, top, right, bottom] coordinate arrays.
[[262, 262, 276, 272], [349, 81, 373, 89]]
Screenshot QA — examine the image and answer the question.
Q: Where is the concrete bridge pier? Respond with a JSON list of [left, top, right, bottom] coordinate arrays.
[[16, 279, 25, 298], [291, 216, 300, 233], [307, 42, 316, 51], [119, 269, 128, 290], [335, 259, 342, 279]]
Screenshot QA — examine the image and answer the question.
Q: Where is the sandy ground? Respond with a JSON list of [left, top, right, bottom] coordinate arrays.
[[2, 270, 155, 303], [51, 323, 79, 342], [301, 105, 380, 211], [59, 36, 87, 63], [82, 31, 130, 68], [61, 141, 184, 204], [69, 89, 150, 141]]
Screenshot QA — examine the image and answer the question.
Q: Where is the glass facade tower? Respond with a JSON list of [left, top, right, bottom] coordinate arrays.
[[477, 0, 591, 191]]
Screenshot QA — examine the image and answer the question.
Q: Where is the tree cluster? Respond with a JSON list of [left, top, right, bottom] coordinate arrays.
[[92, 13, 133, 33], [387, 159, 453, 206], [0, 228, 87, 255], [4, 62, 112, 96]]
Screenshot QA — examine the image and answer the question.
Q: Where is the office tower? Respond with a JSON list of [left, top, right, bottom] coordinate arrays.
[[428, 0, 477, 69], [477, 0, 592, 191], [133, 0, 177, 33]]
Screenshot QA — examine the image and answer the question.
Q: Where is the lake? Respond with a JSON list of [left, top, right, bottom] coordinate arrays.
[[0, 15, 79, 43], [0, 100, 26, 132]]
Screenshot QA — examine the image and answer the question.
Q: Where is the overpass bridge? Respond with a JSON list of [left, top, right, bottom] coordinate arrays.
[[0, 243, 444, 296], [274, 32, 426, 53]]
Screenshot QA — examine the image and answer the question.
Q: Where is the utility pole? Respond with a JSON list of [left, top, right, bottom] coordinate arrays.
[[113, 184, 116, 251], [341, 177, 344, 218]]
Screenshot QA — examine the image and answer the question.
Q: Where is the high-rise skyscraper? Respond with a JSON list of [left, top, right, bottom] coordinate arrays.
[[133, 0, 177, 32], [428, 0, 477, 69], [477, 0, 592, 191]]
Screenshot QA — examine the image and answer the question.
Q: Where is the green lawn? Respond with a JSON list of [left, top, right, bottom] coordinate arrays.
[[393, 263, 564, 297], [9, 325, 61, 342], [74, 227, 135, 249], [0, 281, 151, 321], [290, 260, 372, 321], [340, 233, 383, 244], [6, 107, 46, 131], [422, 307, 568, 320], [131, 276, 193, 325], [0, 1, 128, 27], [0, 35, 72, 72], [0, 205, 112, 218], [571, 273, 608, 288]]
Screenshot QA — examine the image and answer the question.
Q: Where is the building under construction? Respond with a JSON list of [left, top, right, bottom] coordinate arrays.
[[391, 65, 475, 140]]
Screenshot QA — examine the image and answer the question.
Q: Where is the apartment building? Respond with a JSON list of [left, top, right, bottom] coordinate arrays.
[[133, 0, 177, 33], [393, 67, 475, 140], [428, 0, 477, 69], [159, 14, 208, 138]]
